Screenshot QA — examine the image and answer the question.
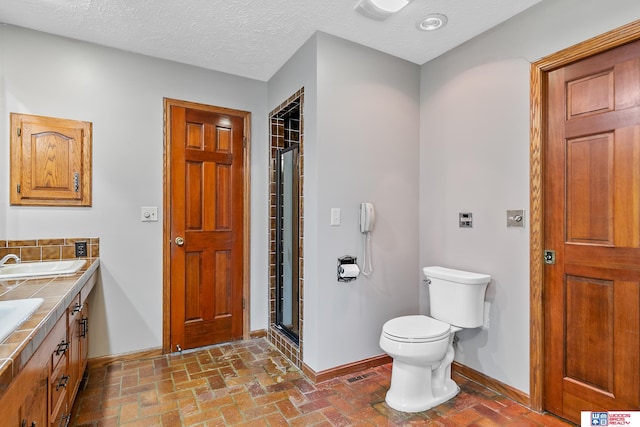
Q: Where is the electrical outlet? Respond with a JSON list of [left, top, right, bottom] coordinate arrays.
[[75, 241, 88, 258]]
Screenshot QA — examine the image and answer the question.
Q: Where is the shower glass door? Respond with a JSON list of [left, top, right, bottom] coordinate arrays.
[[276, 145, 299, 342]]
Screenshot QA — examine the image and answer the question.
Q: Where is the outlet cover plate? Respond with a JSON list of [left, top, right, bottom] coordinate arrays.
[[75, 241, 88, 257]]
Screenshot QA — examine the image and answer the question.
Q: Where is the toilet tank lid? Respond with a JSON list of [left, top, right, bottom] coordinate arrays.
[[423, 266, 491, 285]]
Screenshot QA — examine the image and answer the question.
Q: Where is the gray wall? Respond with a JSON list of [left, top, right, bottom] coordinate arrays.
[[419, 0, 640, 394], [0, 24, 269, 357], [313, 33, 420, 371], [268, 33, 420, 372]]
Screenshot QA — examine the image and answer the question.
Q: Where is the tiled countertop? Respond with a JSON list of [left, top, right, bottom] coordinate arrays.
[[0, 257, 100, 398]]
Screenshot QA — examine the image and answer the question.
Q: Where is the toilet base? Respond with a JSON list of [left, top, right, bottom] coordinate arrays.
[[384, 359, 460, 413]]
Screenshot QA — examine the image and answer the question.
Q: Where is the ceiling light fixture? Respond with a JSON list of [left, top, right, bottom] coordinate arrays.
[[416, 13, 448, 31], [355, 0, 413, 21]]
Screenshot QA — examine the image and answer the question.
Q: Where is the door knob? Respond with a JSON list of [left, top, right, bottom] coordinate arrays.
[[175, 237, 184, 246]]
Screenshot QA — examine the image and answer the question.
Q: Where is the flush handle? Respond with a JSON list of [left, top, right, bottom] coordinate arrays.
[[175, 237, 184, 246]]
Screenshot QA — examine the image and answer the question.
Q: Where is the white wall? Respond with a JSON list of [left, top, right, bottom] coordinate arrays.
[[0, 24, 269, 357], [419, 0, 640, 394], [312, 33, 420, 371]]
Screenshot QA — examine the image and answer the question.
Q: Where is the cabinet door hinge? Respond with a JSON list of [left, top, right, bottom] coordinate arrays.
[[16, 127, 21, 137], [16, 183, 21, 194]]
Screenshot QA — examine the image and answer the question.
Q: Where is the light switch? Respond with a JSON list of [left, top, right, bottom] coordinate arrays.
[[330, 208, 341, 226], [141, 206, 158, 222]]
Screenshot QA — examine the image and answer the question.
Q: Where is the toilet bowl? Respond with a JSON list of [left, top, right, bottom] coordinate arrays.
[[379, 266, 491, 412]]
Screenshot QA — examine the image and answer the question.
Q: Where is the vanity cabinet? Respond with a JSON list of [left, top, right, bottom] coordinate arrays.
[[0, 281, 93, 427], [10, 113, 92, 207], [0, 349, 48, 427]]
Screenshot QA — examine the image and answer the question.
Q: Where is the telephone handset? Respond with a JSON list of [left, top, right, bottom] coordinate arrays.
[[360, 202, 375, 233], [359, 203, 375, 276]]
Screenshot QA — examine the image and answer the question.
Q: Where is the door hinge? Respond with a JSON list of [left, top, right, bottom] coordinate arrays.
[[242, 298, 246, 309], [243, 136, 247, 148], [16, 127, 21, 137], [16, 183, 21, 194]]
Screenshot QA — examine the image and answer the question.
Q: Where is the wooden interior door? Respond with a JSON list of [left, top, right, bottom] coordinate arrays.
[[543, 39, 640, 423], [165, 100, 248, 352]]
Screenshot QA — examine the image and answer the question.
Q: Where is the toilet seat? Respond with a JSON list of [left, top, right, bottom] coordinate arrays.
[[382, 315, 450, 343]]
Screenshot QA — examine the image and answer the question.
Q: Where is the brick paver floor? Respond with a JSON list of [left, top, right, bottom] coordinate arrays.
[[70, 338, 575, 426]]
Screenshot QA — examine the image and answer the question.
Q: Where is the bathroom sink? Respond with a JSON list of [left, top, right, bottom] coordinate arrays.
[[0, 298, 44, 343], [0, 260, 85, 280]]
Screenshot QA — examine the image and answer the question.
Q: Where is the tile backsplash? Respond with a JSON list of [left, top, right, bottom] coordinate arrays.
[[0, 238, 99, 262]]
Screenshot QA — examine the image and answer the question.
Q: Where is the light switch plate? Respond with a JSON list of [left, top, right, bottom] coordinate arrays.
[[141, 206, 158, 222], [330, 208, 341, 226]]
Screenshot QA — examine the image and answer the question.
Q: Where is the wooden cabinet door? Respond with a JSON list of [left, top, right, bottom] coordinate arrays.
[[22, 364, 48, 427], [0, 344, 49, 427], [10, 113, 92, 206]]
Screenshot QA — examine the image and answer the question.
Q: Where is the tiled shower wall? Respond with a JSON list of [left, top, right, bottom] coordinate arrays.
[[268, 89, 304, 367], [0, 237, 100, 261]]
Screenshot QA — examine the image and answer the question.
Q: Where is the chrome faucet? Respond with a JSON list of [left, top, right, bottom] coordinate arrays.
[[0, 254, 21, 267]]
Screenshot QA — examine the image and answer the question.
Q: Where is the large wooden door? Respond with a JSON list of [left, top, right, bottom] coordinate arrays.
[[544, 40, 640, 423], [164, 99, 249, 352]]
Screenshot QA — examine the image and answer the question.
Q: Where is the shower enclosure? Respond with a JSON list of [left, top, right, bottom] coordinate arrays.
[[269, 90, 304, 362], [275, 144, 299, 342]]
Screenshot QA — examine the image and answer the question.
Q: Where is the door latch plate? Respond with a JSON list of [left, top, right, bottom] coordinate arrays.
[[544, 250, 556, 265]]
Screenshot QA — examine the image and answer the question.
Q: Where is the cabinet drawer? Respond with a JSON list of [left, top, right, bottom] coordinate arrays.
[[49, 316, 69, 373], [50, 351, 68, 416]]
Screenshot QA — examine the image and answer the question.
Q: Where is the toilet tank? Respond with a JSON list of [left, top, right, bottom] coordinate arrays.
[[423, 266, 491, 328]]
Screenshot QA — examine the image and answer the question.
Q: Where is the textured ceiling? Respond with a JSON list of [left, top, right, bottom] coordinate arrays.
[[0, 0, 542, 81]]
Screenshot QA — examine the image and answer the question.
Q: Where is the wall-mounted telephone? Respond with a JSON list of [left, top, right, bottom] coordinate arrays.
[[360, 202, 376, 233], [359, 202, 375, 276]]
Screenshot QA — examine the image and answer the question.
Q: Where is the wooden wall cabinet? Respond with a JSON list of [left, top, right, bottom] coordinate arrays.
[[10, 113, 92, 206]]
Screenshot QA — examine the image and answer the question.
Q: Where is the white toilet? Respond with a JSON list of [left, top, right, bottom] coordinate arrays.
[[379, 266, 491, 413]]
